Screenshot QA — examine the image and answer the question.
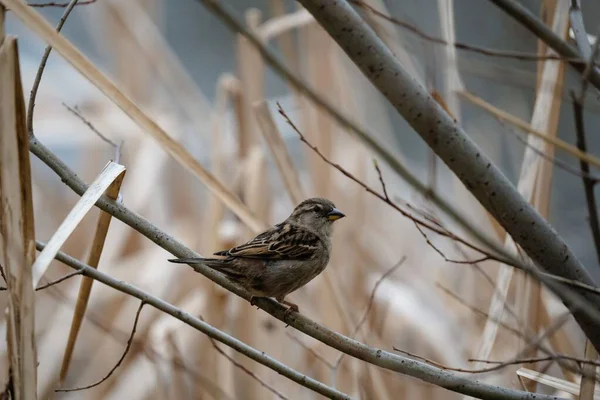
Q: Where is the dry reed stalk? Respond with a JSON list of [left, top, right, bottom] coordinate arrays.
[[237, 146, 273, 400], [0, 16, 37, 397], [59, 163, 125, 383], [471, 0, 568, 377], [516, 7, 568, 386], [233, 10, 272, 400], [517, 367, 600, 397], [255, 101, 305, 204], [579, 339, 598, 400], [297, 29, 361, 367], [301, 23, 334, 197], [193, 75, 237, 398], [265, 1, 302, 76], [359, 0, 423, 84], [459, 90, 600, 169], [235, 9, 264, 174], [2, 0, 264, 233], [261, 6, 313, 45], [110, 0, 212, 127], [103, 2, 148, 102], [580, 340, 599, 400]]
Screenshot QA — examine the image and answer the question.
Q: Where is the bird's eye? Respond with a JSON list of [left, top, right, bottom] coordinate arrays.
[[312, 205, 322, 213]]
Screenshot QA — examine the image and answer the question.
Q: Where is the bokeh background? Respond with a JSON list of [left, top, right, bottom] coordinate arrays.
[[2, 0, 600, 398]]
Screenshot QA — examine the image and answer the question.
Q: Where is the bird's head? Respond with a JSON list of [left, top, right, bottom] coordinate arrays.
[[286, 197, 345, 234]]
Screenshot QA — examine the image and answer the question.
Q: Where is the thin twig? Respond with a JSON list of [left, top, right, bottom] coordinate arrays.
[[437, 284, 526, 339], [470, 356, 600, 369], [333, 256, 407, 370], [499, 117, 600, 183], [435, 283, 589, 379], [201, 316, 289, 400], [348, 0, 590, 65], [56, 301, 145, 392], [35, 270, 82, 291], [285, 333, 336, 369], [572, 93, 600, 265], [63, 103, 123, 163], [27, 0, 95, 7], [413, 222, 491, 265], [26, 0, 79, 136], [351, 256, 407, 338], [393, 313, 578, 376], [372, 159, 389, 201]]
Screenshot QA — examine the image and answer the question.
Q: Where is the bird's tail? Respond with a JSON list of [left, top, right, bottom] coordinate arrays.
[[168, 257, 205, 264], [168, 257, 244, 280]]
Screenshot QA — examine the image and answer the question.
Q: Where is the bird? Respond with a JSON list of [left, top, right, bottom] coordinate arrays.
[[168, 197, 345, 315]]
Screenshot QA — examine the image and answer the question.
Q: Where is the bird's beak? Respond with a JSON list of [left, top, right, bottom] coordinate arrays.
[[327, 208, 345, 221]]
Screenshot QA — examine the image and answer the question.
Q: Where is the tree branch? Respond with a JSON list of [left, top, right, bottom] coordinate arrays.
[[37, 241, 563, 400], [487, 0, 600, 92], [26, 0, 79, 135], [295, 0, 600, 352]]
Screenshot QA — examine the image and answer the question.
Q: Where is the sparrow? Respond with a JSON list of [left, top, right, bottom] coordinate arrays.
[[169, 198, 345, 315]]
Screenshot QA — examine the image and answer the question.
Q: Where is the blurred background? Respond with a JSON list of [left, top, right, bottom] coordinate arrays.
[[3, 0, 600, 398]]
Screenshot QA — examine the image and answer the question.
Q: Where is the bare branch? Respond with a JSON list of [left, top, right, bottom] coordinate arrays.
[[372, 159, 389, 201], [487, 0, 600, 92], [56, 301, 145, 392], [27, 0, 95, 7]]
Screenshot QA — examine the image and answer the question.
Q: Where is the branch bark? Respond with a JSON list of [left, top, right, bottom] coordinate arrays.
[[296, 0, 600, 352]]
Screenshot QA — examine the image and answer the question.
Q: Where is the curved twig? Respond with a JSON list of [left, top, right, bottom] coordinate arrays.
[[56, 301, 145, 392]]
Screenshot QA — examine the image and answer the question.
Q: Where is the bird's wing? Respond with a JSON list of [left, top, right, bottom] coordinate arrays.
[[213, 223, 320, 260]]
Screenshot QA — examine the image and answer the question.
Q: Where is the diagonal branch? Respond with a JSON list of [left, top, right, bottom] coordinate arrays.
[[36, 241, 351, 400], [295, 0, 600, 353]]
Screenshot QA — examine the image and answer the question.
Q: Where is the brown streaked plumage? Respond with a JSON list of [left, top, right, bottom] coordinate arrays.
[[169, 198, 345, 314]]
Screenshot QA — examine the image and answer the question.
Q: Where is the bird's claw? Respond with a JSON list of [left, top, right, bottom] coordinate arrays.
[[282, 304, 299, 326], [249, 296, 260, 309]]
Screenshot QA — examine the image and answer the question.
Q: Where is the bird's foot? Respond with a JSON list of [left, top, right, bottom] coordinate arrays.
[[278, 299, 299, 326], [249, 296, 260, 309]]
